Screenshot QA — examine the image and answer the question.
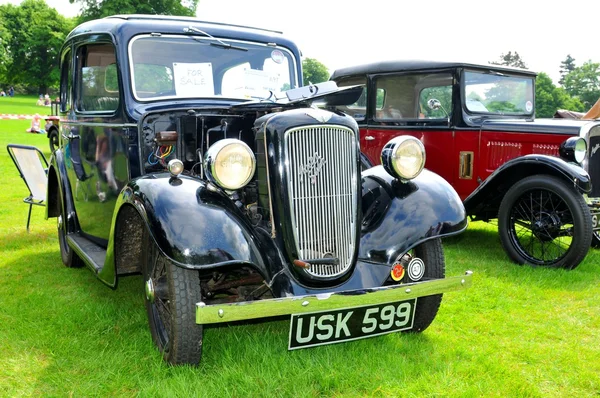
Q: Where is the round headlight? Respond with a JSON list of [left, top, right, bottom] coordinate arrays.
[[168, 159, 184, 177], [204, 139, 256, 190], [559, 137, 587, 164], [381, 136, 426, 180]]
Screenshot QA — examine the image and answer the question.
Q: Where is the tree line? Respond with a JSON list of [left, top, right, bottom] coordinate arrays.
[[2, 0, 597, 119]]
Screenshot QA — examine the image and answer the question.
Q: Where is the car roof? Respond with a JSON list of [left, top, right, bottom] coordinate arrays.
[[65, 14, 296, 49], [330, 59, 537, 80]]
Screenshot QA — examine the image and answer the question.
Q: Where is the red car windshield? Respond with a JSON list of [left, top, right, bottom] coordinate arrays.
[[464, 70, 534, 116]]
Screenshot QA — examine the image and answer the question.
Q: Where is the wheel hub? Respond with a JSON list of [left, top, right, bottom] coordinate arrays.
[[531, 212, 561, 241], [145, 278, 155, 302]]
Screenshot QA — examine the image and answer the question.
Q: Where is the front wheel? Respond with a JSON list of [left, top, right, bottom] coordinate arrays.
[[401, 238, 445, 333], [498, 175, 592, 269], [142, 228, 203, 365]]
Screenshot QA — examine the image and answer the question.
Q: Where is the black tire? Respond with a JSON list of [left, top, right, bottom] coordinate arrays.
[[142, 228, 203, 365], [498, 175, 592, 270], [403, 238, 445, 333], [49, 129, 59, 153], [57, 193, 83, 268]]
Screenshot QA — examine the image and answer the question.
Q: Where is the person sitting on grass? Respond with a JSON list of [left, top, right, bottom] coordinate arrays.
[[36, 94, 45, 106], [26, 114, 45, 134]]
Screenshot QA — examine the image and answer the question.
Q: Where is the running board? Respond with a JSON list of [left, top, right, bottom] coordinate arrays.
[[67, 234, 106, 273]]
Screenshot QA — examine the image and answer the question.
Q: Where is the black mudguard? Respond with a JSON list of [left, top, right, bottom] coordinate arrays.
[[104, 174, 269, 281], [464, 154, 591, 220], [46, 148, 79, 232], [358, 166, 468, 265]]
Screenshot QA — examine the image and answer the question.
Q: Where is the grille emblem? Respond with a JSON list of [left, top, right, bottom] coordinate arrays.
[[592, 143, 600, 157], [305, 108, 332, 123], [300, 152, 327, 184]]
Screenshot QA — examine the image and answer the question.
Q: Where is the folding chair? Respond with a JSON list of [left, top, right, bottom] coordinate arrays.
[[7, 144, 49, 232]]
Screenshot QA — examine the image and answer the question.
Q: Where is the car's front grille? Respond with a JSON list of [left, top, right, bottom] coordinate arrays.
[[588, 126, 600, 197], [285, 125, 357, 278]]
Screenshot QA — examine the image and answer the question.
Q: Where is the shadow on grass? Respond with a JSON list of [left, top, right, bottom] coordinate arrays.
[[443, 221, 600, 291]]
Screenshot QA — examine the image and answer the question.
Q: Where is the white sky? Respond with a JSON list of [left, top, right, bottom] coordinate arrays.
[[3, 0, 599, 84]]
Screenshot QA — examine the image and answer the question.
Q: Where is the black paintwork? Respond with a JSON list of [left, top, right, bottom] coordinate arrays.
[[464, 154, 592, 221], [48, 16, 470, 296], [330, 60, 536, 80]]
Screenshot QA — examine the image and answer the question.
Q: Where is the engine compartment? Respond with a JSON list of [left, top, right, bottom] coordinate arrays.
[[140, 107, 275, 229]]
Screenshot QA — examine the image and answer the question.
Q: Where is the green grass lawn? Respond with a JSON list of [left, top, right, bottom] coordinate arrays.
[[0, 95, 53, 116], [1, 118, 599, 397]]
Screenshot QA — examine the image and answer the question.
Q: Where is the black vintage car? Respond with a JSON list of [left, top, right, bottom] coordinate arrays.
[[46, 15, 472, 365]]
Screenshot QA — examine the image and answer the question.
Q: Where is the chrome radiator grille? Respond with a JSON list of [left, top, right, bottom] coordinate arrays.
[[285, 125, 357, 278]]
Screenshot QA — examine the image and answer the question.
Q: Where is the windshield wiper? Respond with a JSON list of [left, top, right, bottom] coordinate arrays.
[[183, 26, 248, 51]]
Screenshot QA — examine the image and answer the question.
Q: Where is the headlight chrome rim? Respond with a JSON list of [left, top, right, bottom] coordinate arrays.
[[381, 136, 426, 180], [559, 136, 587, 165], [204, 139, 256, 190]]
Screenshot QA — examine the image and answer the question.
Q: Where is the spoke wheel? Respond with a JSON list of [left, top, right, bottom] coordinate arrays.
[[498, 175, 592, 269], [402, 238, 445, 333], [142, 228, 203, 365]]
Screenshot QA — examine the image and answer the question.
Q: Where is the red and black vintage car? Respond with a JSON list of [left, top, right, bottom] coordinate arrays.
[[331, 60, 600, 270]]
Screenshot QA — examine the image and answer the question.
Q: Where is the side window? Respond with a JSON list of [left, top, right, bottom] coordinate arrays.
[[375, 73, 453, 120], [76, 43, 119, 112], [59, 49, 72, 113]]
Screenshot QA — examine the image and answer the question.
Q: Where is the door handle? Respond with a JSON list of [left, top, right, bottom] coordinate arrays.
[[62, 132, 80, 140], [364, 136, 375, 141]]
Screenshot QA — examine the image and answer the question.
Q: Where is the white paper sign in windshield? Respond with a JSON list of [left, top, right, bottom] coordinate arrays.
[[242, 69, 280, 98], [173, 62, 214, 97]]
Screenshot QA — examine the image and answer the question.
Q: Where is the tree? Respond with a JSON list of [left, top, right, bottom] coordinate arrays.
[[535, 72, 584, 118], [558, 54, 576, 86], [0, 20, 10, 79], [71, 0, 198, 22], [489, 51, 527, 69], [563, 61, 600, 109], [302, 58, 329, 86], [0, 0, 75, 93]]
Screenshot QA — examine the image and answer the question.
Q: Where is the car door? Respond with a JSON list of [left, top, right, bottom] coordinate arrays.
[[63, 40, 128, 242]]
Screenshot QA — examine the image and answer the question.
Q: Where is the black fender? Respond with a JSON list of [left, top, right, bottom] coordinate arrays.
[[358, 166, 467, 266], [464, 154, 591, 221], [46, 148, 80, 233], [102, 173, 269, 286]]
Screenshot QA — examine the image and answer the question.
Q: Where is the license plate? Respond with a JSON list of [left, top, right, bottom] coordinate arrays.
[[288, 298, 416, 350]]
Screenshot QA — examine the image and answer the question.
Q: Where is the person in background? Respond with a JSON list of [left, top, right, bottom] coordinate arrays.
[[0, 90, 5, 97], [44, 94, 51, 106], [36, 94, 45, 106], [26, 114, 45, 134], [8, 86, 14, 97]]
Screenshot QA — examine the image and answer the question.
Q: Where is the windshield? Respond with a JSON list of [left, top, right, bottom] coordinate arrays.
[[129, 35, 298, 101], [464, 70, 534, 116]]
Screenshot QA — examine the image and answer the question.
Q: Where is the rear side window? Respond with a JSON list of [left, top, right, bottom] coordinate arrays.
[[76, 43, 119, 113], [374, 73, 453, 120]]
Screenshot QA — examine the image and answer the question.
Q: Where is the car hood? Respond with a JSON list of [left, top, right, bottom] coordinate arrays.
[[480, 118, 600, 135]]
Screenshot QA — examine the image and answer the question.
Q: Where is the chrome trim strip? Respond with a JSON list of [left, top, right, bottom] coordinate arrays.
[[60, 121, 137, 128], [196, 271, 473, 324]]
